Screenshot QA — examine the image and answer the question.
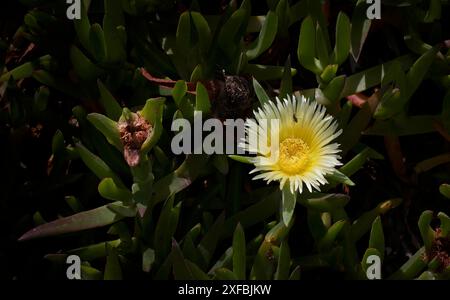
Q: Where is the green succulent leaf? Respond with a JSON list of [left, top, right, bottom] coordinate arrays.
[[70, 45, 103, 81], [155, 197, 182, 262], [252, 77, 271, 106], [331, 12, 351, 66], [246, 10, 278, 60], [318, 220, 346, 251], [351, 0, 372, 62], [87, 113, 122, 151], [279, 56, 293, 99], [195, 82, 211, 114], [232, 223, 246, 280], [297, 16, 322, 74], [198, 213, 225, 266], [89, 23, 107, 62], [98, 178, 132, 204], [389, 247, 427, 280], [351, 199, 402, 241], [104, 245, 123, 280], [369, 216, 385, 261], [418, 210, 435, 250], [274, 240, 291, 280], [18, 202, 124, 241], [75, 142, 124, 187], [97, 80, 122, 121], [281, 186, 296, 227]]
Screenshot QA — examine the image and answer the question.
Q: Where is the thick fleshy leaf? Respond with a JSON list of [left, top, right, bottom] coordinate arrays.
[[185, 260, 210, 280], [250, 240, 274, 280], [182, 231, 204, 269], [0, 55, 52, 82], [223, 189, 279, 238], [341, 55, 414, 97], [288, 265, 301, 280], [251, 221, 292, 280], [70, 45, 103, 81], [208, 247, 233, 276], [281, 186, 296, 226], [198, 213, 225, 266], [389, 247, 427, 280], [246, 10, 278, 60], [232, 223, 246, 280], [154, 197, 181, 262], [140, 97, 165, 154], [351, 198, 402, 241], [275, 0, 290, 37], [307, 210, 327, 242], [81, 265, 103, 280], [171, 240, 194, 280], [67, 239, 122, 261], [323, 75, 345, 104], [418, 210, 435, 250], [172, 80, 187, 107], [274, 240, 291, 280], [438, 212, 450, 237], [228, 155, 253, 165], [87, 113, 122, 151], [140, 97, 165, 126], [327, 169, 355, 186], [191, 12, 212, 56], [407, 47, 438, 93], [279, 56, 293, 99], [351, 0, 372, 62], [195, 82, 211, 114], [73, 0, 91, 52], [297, 16, 322, 74], [299, 193, 350, 212], [339, 147, 384, 178], [331, 12, 351, 65], [97, 80, 122, 121], [19, 202, 124, 241], [98, 178, 132, 203], [75, 142, 123, 187], [89, 23, 107, 62], [104, 245, 122, 280], [252, 77, 270, 106], [107, 203, 137, 217], [175, 12, 192, 58], [152, 155, 210, 205], [369, 216, 385, 261], [218, 6, 249, 61], [32, 70, 79, 98], [318, 220, 346, 251], [103, 0, 126, 63], [244, 64, 297, 81]]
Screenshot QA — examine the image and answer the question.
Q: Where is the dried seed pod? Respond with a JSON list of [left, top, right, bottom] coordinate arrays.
[[207, 74, 253, 120], [118, 113, 153, 167]]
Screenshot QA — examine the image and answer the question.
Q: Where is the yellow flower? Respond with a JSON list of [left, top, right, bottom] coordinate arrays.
[[242, 94, 343, 194]]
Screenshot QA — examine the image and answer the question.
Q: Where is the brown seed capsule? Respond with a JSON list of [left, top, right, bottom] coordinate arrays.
[[208, 75, 253, 120], [118, 113, 153, 167]]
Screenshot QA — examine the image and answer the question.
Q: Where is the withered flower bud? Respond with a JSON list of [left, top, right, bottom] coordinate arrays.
[[427, 228, 450, 272], [118, 113, 153, 167], [204, 74, 253, 120]]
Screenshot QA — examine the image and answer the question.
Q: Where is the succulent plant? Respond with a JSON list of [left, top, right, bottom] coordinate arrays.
[[1, 0, 450, 281]]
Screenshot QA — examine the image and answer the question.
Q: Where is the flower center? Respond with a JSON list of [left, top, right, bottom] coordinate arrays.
[[278, 138, 310, 174]]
